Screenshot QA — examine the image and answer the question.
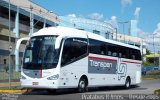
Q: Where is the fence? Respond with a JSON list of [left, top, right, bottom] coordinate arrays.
[[0, 64, 20, 83]]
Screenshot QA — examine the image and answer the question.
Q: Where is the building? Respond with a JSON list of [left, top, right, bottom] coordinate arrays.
[[0, 0, 59, 71], [60, 16, 142, 46], [60, 16, 115, 40], [144, 54, 160, 70], [145, 54, 160, 64], [130, 20, 138, 37]]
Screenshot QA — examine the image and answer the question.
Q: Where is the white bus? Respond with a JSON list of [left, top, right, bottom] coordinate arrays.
[[19, 26, 142, 92]]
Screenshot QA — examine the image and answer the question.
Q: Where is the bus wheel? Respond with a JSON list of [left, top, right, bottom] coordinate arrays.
[[124, 77, 131, 89], [78, 78, 88, 92]]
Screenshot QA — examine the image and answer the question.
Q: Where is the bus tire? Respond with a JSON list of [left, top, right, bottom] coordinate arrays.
[[78, 78, 88, 92], [124, 77, 131, 89]]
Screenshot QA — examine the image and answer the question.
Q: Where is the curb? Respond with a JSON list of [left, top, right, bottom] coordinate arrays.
[[0, 89, 32, 94], [0, 82, 21, 87]]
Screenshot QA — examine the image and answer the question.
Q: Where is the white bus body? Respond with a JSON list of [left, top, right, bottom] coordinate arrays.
[[20, 26, 142, 92]]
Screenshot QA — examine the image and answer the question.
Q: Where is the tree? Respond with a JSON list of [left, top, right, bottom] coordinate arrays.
[[146, 48, 151, 55], [4, 64, 9, 73]]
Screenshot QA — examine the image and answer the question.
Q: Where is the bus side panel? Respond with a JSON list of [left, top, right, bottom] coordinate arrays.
[[121, 59, 142, 85], [87, 54, 125, 87], [59, 57, 88, 88]]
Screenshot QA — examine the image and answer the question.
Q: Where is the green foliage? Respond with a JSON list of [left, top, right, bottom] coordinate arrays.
[[0, 71, 20, 81], [143, 61, 155, 66], [142, 70, 160, 80], [154, 89, 160, 95], [148, 70, 160, 75], [4, 65, 9, 73], [0, 86, 23, 90], [155, 61, 159, 66], [146, 49, 151, 55], [142, 75, 160, 79], [143, 59, 159, 66]]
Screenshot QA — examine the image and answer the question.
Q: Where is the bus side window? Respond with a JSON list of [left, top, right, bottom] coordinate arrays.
[[132, 55, 135, 60], [122, 55, 126, 58], [61, 39, 71, 66], [101, 51, 105, 55], [119, 53, 122, 58], [61, 38, 87, 66], [112, 52, 117, 57], [100, 44, 106, 55], [108, 51, 111, 56]]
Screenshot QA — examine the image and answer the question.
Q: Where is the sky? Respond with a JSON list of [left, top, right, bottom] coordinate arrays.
[[31, 0, 160, 53]]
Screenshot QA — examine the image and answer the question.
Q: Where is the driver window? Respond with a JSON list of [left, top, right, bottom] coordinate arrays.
[[61, 38, 87, 66]]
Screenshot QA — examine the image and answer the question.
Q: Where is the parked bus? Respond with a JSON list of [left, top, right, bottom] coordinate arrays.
[[18, 26, 142, 92]]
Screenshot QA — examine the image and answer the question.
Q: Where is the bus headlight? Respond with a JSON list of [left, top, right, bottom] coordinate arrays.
[[47, 74, 59, 80]]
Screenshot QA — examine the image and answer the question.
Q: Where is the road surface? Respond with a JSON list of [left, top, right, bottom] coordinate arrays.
[[0, 79, 160, 100]]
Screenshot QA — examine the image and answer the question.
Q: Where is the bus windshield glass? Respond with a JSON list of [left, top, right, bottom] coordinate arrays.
[[23, 36, 60, 69]]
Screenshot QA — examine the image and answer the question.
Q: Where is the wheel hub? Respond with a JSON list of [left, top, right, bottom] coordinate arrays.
[[80, 81, 85, 88]]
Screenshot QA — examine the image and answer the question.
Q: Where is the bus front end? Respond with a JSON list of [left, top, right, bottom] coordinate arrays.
[[20, 35, 61, 89]]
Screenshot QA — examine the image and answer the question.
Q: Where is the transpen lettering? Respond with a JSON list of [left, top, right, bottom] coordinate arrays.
[[89, 60, 112, 69]]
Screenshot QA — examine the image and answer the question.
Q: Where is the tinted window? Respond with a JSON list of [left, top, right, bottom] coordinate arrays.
[[93, 30, 100, 35], [107, 43, 117, 57], [132, 49, 142, 60], [89, 38, 141, 61], [105, 33, 109, 39], [23, 36, 59, 69], [89, 39, 117, 57], [128, 48, 141, 60], [61, 38, 88, 66], [89, 39, 104, 55], [117, 46, 129, 58]]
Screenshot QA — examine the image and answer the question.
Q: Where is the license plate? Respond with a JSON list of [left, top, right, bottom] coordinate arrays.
[[32, 82, 39, 85]]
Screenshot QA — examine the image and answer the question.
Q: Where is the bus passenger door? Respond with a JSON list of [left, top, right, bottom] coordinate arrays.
[[60, 38, 88, 87]]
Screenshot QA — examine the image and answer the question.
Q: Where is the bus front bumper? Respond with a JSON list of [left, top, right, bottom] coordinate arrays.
[[20, 79, 59, 89]]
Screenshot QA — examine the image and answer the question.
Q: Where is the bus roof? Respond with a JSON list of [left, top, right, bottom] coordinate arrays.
[[32, 26, 140, 50], [32, 26, 88, 38]]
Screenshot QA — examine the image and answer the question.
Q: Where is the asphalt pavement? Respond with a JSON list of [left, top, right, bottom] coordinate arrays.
[[0, 79, 160, 100]]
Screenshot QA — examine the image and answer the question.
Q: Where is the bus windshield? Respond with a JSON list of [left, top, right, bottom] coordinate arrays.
[[23, 36, 60, 69]]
